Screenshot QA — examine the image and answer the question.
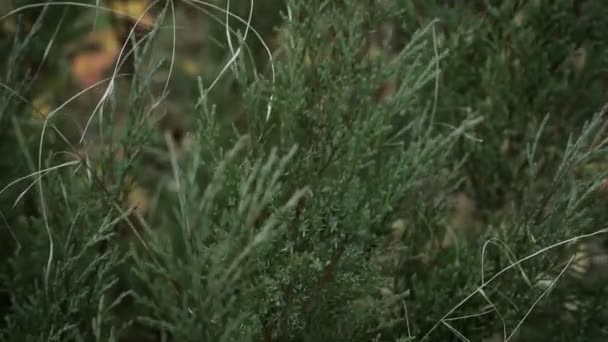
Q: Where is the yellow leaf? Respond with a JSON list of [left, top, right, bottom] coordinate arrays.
[[32, 95, 52, 120], [127, 186, 149, 216], [182, 59, 202, 76], [106, 0, 156, 28]]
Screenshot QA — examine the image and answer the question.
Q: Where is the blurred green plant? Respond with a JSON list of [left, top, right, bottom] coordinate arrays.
[[1, 1, 608, 341]]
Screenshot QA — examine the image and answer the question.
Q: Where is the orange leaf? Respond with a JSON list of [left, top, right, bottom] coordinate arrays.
[[70, 29, 120, 88]]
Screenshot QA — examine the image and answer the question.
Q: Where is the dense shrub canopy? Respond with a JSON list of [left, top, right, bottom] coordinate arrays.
[[1, 1, 608, 341]]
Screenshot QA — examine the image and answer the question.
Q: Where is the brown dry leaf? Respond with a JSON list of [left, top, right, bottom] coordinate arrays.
[[127, 186, 150, 216], [601, 177, 608, 193], [375, 79, 396, 103], [70, 29, 120, 88], [367, 42, 382, 61], [303, 48, 312, 68]]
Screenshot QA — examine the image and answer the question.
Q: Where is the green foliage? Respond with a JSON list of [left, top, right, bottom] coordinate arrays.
[[1, 1, 608, 341]]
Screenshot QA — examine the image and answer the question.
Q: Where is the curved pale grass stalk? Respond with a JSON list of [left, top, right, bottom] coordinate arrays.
[[159, 0, 177, 106], [31, 9, 67, 86], [0, 211, 21, 254], [3, 0, 168, 294], [34, 74, 127, 293], [80, 0, 162, 143], [420, 227, 608, 341], [190, 0, 253, 104], [186, 0, 276, 121], [0, 159, 81, 199], [224, 0, 238, 77], [173, 4, 258, 78], [10, 156, 80, 209], [0, 82, 78, 151], [1, 1, 152, 22], [1, 156, 79, 294], [481, 238, 532, 287], [506, 255, 574, 341]]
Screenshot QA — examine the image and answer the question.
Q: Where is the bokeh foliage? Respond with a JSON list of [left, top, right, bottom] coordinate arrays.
[[1, 1, 608, 341]]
